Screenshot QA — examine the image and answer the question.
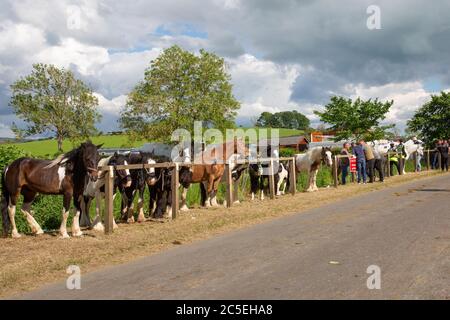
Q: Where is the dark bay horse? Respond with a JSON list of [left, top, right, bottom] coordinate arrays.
[[120, 152, 158, 223], [1, 141, 101, 238]]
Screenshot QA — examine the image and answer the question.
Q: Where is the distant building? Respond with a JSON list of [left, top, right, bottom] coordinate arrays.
[[260, 135, 310, 152]]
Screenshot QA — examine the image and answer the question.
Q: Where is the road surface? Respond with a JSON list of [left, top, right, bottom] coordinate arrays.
[[16, 174, 450, 299]]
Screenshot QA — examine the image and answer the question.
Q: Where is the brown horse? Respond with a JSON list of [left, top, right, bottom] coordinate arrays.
[[1, 141, 101, 238], [179, 139, 248, 210]]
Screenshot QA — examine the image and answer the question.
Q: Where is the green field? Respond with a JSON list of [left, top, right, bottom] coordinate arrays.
[[6, 128, 305, 157]]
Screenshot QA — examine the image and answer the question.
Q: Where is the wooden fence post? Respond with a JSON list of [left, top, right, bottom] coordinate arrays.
[[426, 150, 430, 171], [225, 163, 233, 208], [289, 157, 296, 195], [268, 158, 275, 199], [333, 155, 338, 188], [171, 163, 179, 219], [104, 166, 114, 235]]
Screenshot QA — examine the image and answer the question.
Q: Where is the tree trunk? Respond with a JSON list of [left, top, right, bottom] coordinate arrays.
[[57, 135, 63, 153]]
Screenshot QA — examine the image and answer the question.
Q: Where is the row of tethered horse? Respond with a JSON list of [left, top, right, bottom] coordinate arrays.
[[1, 139, 333, 238]]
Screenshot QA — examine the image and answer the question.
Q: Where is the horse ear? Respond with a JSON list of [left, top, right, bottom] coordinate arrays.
[[97, 143, 104, 149]]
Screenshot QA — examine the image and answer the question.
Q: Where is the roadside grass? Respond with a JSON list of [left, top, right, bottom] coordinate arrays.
[[0, 170, 447, 298]]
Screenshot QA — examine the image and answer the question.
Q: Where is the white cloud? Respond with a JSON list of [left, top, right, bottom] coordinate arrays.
[[94, 93, 127, 114], [35, 38, 109, 76], [227, 54, 302, 117], [348, 81, 442, 129]]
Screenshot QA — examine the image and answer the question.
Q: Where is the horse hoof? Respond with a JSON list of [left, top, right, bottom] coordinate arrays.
[[72, 231, 83, 237], [35, 229, 44, 236], [12, 232, 22, 238], [137, 214, 146, 223], [60, 233, 70, 239], [127, 217, 135, 224], [92, 223, 105, 232], [233, 200, 240, 204], [180, 205, 189, 211]]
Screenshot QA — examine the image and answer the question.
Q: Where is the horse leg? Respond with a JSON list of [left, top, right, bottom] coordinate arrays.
[[137, 188, 145, 223], [306, 171, 315, 192], [120, 191, 129, 222], [180, 187, 189, 211], [20, 188, 43, 235], [260, 177, 265, 200], [8, 189, 21, 238], [210, 178, 220, 207], [202, 181, 211, 207], [60, 193, 71, 238], [71, 193, 83, 237], [79, 196, 92, 227], [148, 186, 156, 218], [91, 192, 104, 232], [250, 175, 257, 201], [127, 190, 135, 223], [312, 169, 319, 191]]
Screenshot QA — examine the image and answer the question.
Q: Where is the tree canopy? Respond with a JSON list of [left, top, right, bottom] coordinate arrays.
[[10, 63, 100, 152], [314, 96, 394, 141], [120, 45, 240, 142], [255, 110, 310, 130], [407, 91, 450, 145]]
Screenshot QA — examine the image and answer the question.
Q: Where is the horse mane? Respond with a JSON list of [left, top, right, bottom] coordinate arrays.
[[43, 147, 81, 169]]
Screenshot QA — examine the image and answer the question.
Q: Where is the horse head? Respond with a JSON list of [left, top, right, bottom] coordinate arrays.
[[321, 147, 333, 167], [111, 152, 132, 188], [79, 141, 103, 182], [141, 152, 158, 186]]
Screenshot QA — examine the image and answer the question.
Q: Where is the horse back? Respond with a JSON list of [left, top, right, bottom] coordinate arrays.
[[8, 157, 64, 194]]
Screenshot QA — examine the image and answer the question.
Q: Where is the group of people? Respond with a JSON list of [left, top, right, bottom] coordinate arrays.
[[432, 140, 450, 171], [340, 139, 385, 185], [339, 138, 449, 185]]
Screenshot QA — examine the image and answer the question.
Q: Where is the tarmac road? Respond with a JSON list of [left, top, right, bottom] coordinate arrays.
[[16, 174, 450, 299]]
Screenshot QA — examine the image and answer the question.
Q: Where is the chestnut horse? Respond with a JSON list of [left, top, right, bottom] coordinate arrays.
[[1, 141, 101, 238], [179, 139, 248, 210]]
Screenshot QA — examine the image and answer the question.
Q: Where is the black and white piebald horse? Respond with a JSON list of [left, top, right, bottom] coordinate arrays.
[[1, 141, 101, 238], [81, 153, 131, 231], [120, 152, 158, 223]]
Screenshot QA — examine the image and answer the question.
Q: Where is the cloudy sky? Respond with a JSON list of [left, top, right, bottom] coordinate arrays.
[[1, 0, 449, 137]]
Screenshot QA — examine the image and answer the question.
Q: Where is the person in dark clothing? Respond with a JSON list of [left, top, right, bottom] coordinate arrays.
[[373, 148, 385, 182], [362, 141, 375, 183], [353, 140, 366, 184], [438, 140, 449, 171], [340, 142, 350, 185], [432, 140, 441, 169]]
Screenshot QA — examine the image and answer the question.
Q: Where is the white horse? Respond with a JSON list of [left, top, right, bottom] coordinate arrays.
[[295, 147, 333, 192], [402, 139, 424, 174]]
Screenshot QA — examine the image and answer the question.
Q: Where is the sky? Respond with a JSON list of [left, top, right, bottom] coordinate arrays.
[[0, 0, 449, 138]]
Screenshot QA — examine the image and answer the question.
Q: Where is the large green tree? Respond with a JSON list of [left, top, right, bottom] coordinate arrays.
[[10, 63, 101, 152], [255, 110, 310, 130], [120, 45, 240, 142], [314, 96, 394, 141], [407, 91, 450, 145]]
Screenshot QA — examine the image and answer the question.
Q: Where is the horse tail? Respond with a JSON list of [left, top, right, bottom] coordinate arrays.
[[1, 168, 11, 237]]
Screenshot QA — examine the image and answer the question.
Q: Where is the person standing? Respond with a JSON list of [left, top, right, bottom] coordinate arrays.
[[388, 142, 400, 176], [353, 140, 366, 184], [432, 140, 441, 170], [373, 147, 385, 182], [396, 139, 406, 174], [438, 140, 449, 171], [363, 140, 375, 183], [340, 142, 351, 185]]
